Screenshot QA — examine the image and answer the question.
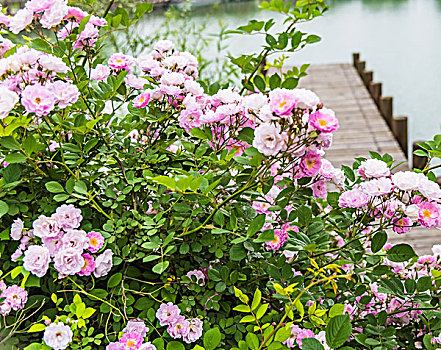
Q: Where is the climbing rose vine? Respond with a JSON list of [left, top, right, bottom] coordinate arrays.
[[1, 1, 441, 350]]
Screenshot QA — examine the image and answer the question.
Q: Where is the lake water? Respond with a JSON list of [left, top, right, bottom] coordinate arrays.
[[140, 0, 441, 147]]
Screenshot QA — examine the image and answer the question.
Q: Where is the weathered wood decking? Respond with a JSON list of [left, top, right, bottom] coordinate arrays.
[[300, 63, 439, 254]]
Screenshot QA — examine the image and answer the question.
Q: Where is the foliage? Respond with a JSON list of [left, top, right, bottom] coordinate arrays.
[[0, 1, 441, 350]]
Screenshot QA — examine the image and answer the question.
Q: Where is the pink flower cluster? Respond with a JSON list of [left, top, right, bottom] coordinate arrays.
[[338, 159, 441, 233], [156, 302, 203, 343], [283, 325, 328, 349], [0, 46, 79, 117], [0, 281, 28, 316], [11, 205, 112, 279], [186, 269, 206, 286], [106, 320, 155, 350]]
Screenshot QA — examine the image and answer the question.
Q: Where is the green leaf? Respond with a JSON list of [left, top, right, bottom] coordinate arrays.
[[190, 127, 209, 140], [416, 276, 432, 292], [274, 326, 291, 342], [246, 333, 259, 350], [269, 74, 281, 90], [371, 231, 387, 253], [329, 303, 345, 318], [302, 338, 325, 350], [325, 315, 352, 348], [151, 176, 176, 190], [28, 324, 46, 332], [253, 229, 274, 243], [5, 153, 26, 164], [254, 75, 266, 93], [167, 341, 185, 350], [0, 136, 21, 150], [0, 200, 9, 218], [306, 34, 321, 44], [45, 181, 65, 194], [74, 181, 88, 195], [297, 205, 312, 226], [107, 273, 122, 289], [230, 244, 247, 261], [387, 244, 417, 262], [152, 261, 169, 274], [203, 328, 222, 350], [247, 214, 265, 237], [135, 3, 152, 18], [251, 289, 261, 311], [281, 77, 298, 89], [23, 135, 43, 155]]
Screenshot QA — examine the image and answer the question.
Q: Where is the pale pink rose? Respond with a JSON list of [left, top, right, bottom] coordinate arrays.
[[292, 88, 320, 109], [125, 75, 146, 90], [10, 218, 24, 240], [269, 88, 297, 116], [154, 40, 174, 52], [108, 53, 132, 71], [77, 253, 95, 276], [0, 86, 19, 118], [90, 64, 110, 81], [361, 177, 393, 196], [358, 159, 390, 179], [73, 23, 99, 49], [53, 204, 82, 230], [26, 0, 55, 12], [93, 249, 113, 278], [309, 107, 338, 133], [40, 0, 68, 29], [391, 171, 421, 191], [54, 248, 85, 275], [184, 80, 204, 96], [48, 81, 79, 108], [9, 8, 33, 34], [33, 215, 60, 238], [23, 245, 51, 277], [253, 122, 284, 156], [418, 178, 441, 201], [183, 318, 203, 343], [312, 179, 327, 199], [178, 108, 202, 131], [21, 85, 56, 116], [61, 229, 88, 251], [133, 92, 151, 108], [167, 315, 190, 339], [38, 54, 68, 73], [43, 323, 73, 350], [160, 71, 185, 86], [338, 189, 370, 208]]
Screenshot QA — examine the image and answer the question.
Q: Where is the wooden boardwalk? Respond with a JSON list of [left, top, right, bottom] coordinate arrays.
[[300, 63, 439, 254]]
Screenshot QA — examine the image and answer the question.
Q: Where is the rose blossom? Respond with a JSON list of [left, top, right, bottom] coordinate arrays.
[[156, 302, 181, 326], [1, 285, 28, 310], [54, 248, 85, 275], [253, 123, 284, 156], [123, 320, 149, 338], [300, 150, 322, 177], [73, 23, 99, 49], [183, 318, 203, 343], [108, 53, 132, 71], [269, 88, 297, 116], [48, 81, 79, 108], [91, 64, 111, 81], [358, 159, 390, 179], [85, 231, 104, 253], [179, 108, 202, 131], [391, 171, 421, 191], [54, 204, 82, 229], [9, 8, 33, 34], [26, 0, 55, 12], [167, 315, 190, 339], [62, 229, 88, 251], [265, 228, 288, 251], [312, 179, 327, 199], [38, 55, 68, 73], [33, 215, 60, 238], [133, 92, 151, 108], [21, 85, 56, 116], [361, 177, 393, 196], [309, 108, 339, 133], [106, 343, 124, 350], [10, 218, 24, 240], [77, 253, 95, 276], [93, 249, 113, 278], [139, 343, 156, 350], [0, 86, 19, 118], [292, 88, 320, 109], [40, 0, 68, 29], [43, 322, 73, 350], [23, 245, 51, 277], [42, 235, 63, 257], [418, 202, 440, 228], [119, 332, 143, 350], [154, 40, 174, 52], [418, 178, 441, 201], [339, 189, 370, 208]]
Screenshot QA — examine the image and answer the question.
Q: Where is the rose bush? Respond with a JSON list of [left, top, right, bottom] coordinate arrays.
[[1, 1, 441, 350]]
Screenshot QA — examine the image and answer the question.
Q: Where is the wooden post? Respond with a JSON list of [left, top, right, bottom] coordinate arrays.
[[412, 141, 427, 170], [356, 61, 366, 75], [361, 70, 373, 87], [379, 97, 393, 127], [369, 82, 382, 106], [353, 53, 360, 67], [392, 116, 408, 155]]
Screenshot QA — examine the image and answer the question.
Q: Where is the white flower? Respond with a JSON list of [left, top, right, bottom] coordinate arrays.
[[242, 93, 267, 113], [431, 245, 441, 256], [40, 0, 68, 29], [9, 8, 33, 34], [359, 159, 390, 178], [33, 215, 60, 239], [160, 71, 185, 86], [184, 80, 204, 96], [93, 249, 113, 278], [38, 55, 68, 73], [215, 88, 241, 104], [0, 86, 19, 119], [418, 178, 441, 201], [361, 177, 393, 196], [43, 322, 73, 350], [391, 171, 421, 192], [253, 123, 284, 156], [10, 218, 24, 241], [332, 169, 345, 188], [405, 204, 419, 221], [154, 40, 174, 52], [292, 88, 320, 109]]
